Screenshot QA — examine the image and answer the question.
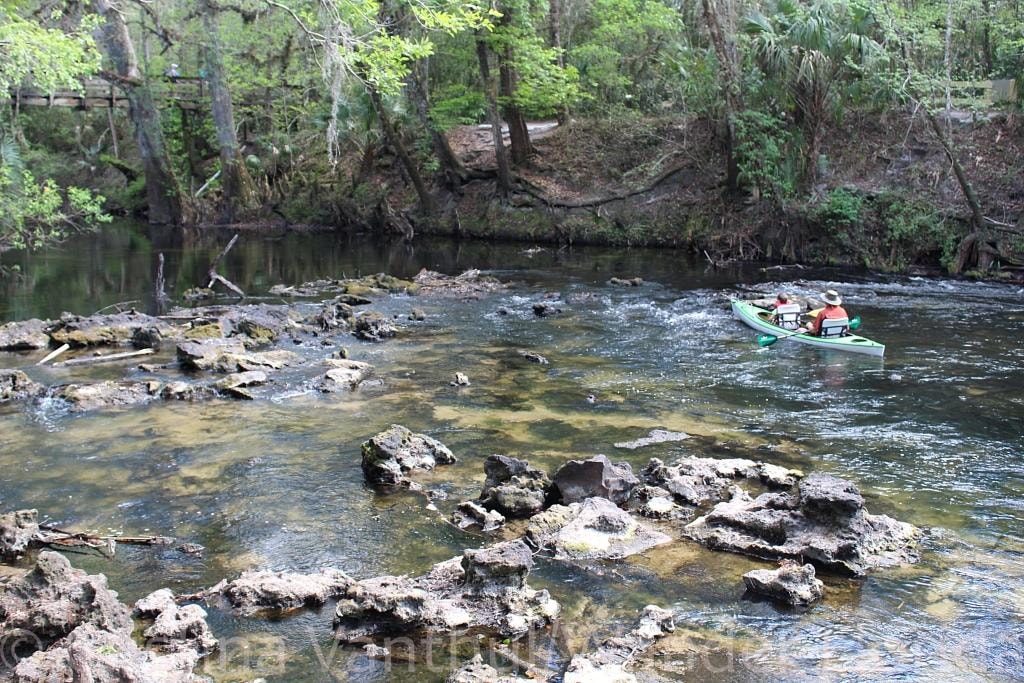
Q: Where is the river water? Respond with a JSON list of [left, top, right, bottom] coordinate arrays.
[[1, 223, 1023, 681]]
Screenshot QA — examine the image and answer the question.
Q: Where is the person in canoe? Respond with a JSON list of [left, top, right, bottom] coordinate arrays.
[[770, 292, 802, 330], [803, 289, 850, 337]]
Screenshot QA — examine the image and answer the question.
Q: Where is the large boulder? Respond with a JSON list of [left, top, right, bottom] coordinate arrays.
[[478, 455, 552, 518], [526, 497, 671, 561], [48, 312, 174, 347], [318, 359, 373, 392], [0, 319, 50, 350], [144, 603, 218, 654], [0, 369, 44, 403], [0, 509, 40, 560], [684, 475, 922, 576], [177, 338, 300, 373], [334, 540, 558, 642], [641, 456, 801, 507], [361, 425, 456, 485], [742, 561, 825, 607], [563, 605, 675, 683], [553, 455, 639, 505], [205, 568, 353, 614], [354, 312, 398, 342], [52, 381, 158, 412]]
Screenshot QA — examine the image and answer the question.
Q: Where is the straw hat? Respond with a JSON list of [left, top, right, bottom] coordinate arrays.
[[821, 289, 842, 306]]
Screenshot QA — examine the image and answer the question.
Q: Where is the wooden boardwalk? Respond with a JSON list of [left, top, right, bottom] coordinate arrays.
[[7, 77, 206, 110]]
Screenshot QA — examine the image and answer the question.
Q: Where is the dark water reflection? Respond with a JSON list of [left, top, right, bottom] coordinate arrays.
[[1, 222, 1023, 681]]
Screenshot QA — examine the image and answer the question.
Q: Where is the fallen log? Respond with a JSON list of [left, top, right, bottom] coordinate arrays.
[[37, 343, 71, 365], [53, 347, 155, 367], [206, 233, 246, 299]]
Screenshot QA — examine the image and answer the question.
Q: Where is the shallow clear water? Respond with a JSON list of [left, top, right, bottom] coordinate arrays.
[[1, 223, 1023, 681]]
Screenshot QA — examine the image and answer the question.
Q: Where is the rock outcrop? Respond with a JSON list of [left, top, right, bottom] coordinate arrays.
[[0, 319, 50, 350], [0, 369, 44, 403], [478, 455, 552, 518], [641, 456, 802, 507], [205, 568, 353, 614], [1, 552, 213, 682], [52, 380, 158, 411], [354, 312, 398, 342], [413, 269, 505, 299], [684, 474, 921, 576], [526, 497, 671, 561], [452, 501, 506, 533], [742, 561, 825, 607], [48, 312, 174, 347], [446, 654, 532, 683], [334, 540, 558, 641], [176, 338, 300, 373], [563, 605, 675, 683], [0, 509, 40, 560], [553, 455, 639, 505], [361, 425, 456, 485]]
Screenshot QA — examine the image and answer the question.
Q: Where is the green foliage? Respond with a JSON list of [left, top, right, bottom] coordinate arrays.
[[431, 83, 486, 129], [876, 191, 959, 269], [1, 135, 110, 256], [732, 109, 795, 199], [811, 187, 864, 229], [0, 6, 102, 93]]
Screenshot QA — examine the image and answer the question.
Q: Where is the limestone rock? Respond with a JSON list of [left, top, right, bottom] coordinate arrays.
[[563, 605, 675, 683], [207, 568, 353, 614], [742, 561, 825, 607], [1, 509, 40, 560], [613, 429, 689, 450], [452, 501, 506, 533], [479, 455, 552, 518], [412, 269, 504, 299], [608, 277, 644, 287], [215, 370, 268, 399], [176, 338, 247, 371], [641, 456, 801, 507], [354, 312, 398, 342], [135, 588, 178, 617], [684, 476, 922, 576], [53, 381, 158, 412], [334, 540, 558, 642], [553, 455, 639, 505], [517, 350, 549, 365], [0, 319, 50, 350], [313, 301, 355, 331], [447, 654, 532, 683], [319, 360, 373, 392], [0, 369, 44, 403], [144, 603, 218, 654], [526, 498, 671, 561], [361, 425, 456, 485], [48, 312, 174, 347]]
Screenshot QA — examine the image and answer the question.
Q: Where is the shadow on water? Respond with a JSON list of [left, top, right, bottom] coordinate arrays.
[[1, 221, 1023, 680]]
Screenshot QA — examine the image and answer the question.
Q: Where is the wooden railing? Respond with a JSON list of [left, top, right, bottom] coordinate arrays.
[[7, 77, 207, 110], [939, 79, 1018, 108]]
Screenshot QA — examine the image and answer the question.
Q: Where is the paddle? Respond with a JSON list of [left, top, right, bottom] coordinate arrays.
[[757, 316, 861, 347]]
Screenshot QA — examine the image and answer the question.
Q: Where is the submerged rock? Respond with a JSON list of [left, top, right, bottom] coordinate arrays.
[[0, 369, 44, 403], [206, 568, 353, 614], [532, 302, 563, 317], [319, 359, 374, 392], [52, 380, 158, 412], [361, 425, 456, 485], [563, 605, 675, 683], [354, 312, 398, 342], [479, 455, 553, 518], [641, 456, 801, 507], [452, 501, 506, 533], [0, 319, 50, 350], [517, 350, 549, 365], [1, 509, 40, 560], [614, 429, 690, 450], [334, 540, 558, 641], [447, 654, 532, 683], [553, 455, 639, 505], [684, 474, 922, 576], [608, 277, 644, 287], [48, 311, 174, 347], [526, 497, 671, 561], [742, 561, 825, 607]]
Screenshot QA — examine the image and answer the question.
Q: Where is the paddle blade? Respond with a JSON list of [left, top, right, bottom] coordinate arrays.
[[756, 334, 778, 347], [850, 316, 861, 330]]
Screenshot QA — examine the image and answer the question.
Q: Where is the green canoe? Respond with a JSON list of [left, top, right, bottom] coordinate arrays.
[[731, 299, 885, 357]]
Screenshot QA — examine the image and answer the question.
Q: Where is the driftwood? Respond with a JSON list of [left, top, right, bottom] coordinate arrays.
[[155, 252, 168, 309], [37, 344, 71, 366], [35, 524, 174, 558], [92, 300, 140, 316], [53, 348, 155, 367], [206, 233, 246, 298]]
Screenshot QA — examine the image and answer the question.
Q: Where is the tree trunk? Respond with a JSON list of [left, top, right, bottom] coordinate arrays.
[[202, 2, 256, 223], [476, 37, 512, 199], [496, 16, 531, 166], [699, 0, 741, 192], [367, 85, 438, 215], [926, 109, 987, 272], [92, 0, 188, 226], [408, 63, 466, 192], [548, 0, 568, 123]]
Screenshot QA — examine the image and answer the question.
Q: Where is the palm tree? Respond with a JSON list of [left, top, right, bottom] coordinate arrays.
[[744, 0, 886, 185]]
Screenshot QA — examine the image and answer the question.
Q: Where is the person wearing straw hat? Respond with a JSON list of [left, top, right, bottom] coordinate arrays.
[[806, 289, 848, 336]]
